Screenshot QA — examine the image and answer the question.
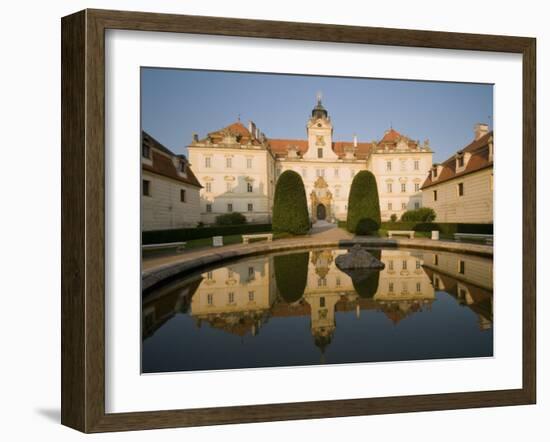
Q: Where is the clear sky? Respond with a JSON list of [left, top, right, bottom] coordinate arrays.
[[141, 68, 493, 164]]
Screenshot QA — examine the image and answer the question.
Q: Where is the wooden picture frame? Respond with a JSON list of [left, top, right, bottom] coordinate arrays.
[[61, 9, 536, 433]]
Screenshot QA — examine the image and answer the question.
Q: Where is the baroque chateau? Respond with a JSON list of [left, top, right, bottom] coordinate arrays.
[[141, 95, 494, 231], [187, 96, 433, 225]]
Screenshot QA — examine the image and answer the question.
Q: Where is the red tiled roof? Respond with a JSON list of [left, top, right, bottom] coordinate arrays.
[[380, 128, 401, 143], [421, 131, 493, 189], [268, 138, 309, 156], [203, 121, 263, 146], [142, 131, 202, 188]]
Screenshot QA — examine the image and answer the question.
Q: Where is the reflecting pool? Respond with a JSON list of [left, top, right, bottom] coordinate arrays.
[[142, 248, 493, 373]]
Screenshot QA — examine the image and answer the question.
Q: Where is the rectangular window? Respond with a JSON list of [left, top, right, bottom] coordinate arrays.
[[416, 260, 421, 269], [402, 260, 408, 270], [204, 156, 211, 168], [389, 282, 394, 293], [247, 182, 253, 193], [401, 183, 406, 193], [433, 168, 438, 178], [316, 169, 325, 177], [180, 189, 186, 202], [414, 202, 420, 209], [205, 182, 212, 193], [248, 266, 255, 277], [247, 203, 253, 212], [414, 160, 419, 170], [142, 179, 150, 196], [458, 260, 465, 274], [388, 202, 392, 211], [227, 203, 233, 213], [458, 156, 464, 167], [433, 190, 438, 201], [334, 168, 339, 178], [387, 183, 392, 193], [414, 183, 420, 192], [434, 254, 439, 265], [457, 182, 464, 196], [246, 158, 252, 168], [206, 203, 212, 213], [416, 282, 421, 292], [228, 292, 234, 304], [207, 271, 213, 280], [317, 148, 323, 158], [248, 291, 255, 301], [226, 157, 232, 168], [386, 161, 392, 171], [319, 296, 326, 307], [336, 277, 341, 287], [207, 294, 213, 305], [388, 260, 394, 271]]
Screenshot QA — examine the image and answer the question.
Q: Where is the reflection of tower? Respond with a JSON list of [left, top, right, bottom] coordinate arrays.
[[305, 293, 339, 363]]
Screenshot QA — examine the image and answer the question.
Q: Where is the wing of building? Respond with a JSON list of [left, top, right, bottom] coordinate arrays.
[[141, 131, 202, 231], [188, 96, 433, 224], [421, 124, 493, 223]]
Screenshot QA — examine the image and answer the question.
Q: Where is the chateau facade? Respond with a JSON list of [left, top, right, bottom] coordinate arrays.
[[421, 124, 493, 223], [188, 96, 433, 224], [141, 131, 202, 231]]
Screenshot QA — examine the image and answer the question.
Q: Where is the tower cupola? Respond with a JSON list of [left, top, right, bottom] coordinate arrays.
[[311, 92, 328, 120]]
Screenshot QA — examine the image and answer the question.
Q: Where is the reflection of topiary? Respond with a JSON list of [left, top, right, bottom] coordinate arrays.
[[351, 249, 381, 298], [274, 252, 309, 303], [272, 170, 310, 235], [346, 170, 381, 235]]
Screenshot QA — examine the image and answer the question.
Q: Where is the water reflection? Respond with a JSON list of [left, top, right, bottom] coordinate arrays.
[[142, 248, 493, 372]]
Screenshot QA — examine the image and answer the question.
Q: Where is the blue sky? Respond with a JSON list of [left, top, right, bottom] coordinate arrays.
[[141, 68, 493, 163]]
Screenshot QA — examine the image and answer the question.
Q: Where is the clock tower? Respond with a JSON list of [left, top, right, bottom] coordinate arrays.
[[304, 93, 338, 161]]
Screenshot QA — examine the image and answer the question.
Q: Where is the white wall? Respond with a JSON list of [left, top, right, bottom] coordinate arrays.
[[1, 1, 547, 441]]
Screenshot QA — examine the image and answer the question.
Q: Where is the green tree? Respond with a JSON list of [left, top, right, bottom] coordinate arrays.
[[346, 170, 381, 235], [274, 252, 309, 303], [272, 170, 310, 235]]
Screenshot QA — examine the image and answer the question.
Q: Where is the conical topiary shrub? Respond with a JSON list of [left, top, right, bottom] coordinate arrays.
[[346, 170, 381, 235], [272, 170, 310, 235], [274, 252, 309, 303]]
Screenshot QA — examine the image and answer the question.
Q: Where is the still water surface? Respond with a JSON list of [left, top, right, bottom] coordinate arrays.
[[142, 248, 493, 373]]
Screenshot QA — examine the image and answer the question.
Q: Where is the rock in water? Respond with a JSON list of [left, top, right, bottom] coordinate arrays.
[[335, 244, 385, 270]]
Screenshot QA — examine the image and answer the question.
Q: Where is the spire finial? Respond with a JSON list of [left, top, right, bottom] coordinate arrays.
[[316, 91, 323, 104]]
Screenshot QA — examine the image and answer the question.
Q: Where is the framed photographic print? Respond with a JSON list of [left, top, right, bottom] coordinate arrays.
[[61, 9, 536, 433]]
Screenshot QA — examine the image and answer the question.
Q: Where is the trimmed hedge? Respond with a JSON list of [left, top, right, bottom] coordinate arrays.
[[215, 212, 247, 225], [142, 223, 272, 245], [381, 221, 493, 235], [400, 207, 436, 222], [346, 170, 381, 235], [272, 170, 310, 235]]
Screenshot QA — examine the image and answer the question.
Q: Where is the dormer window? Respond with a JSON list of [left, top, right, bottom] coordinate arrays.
[[432, 167, 438, 179], [142, 143, 151, 159], [457, 156, 464, 168], [317, 148, 323, 159], [179, 160, 187, 175]]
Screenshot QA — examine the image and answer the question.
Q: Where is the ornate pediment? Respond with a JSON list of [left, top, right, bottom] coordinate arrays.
[[314, 176, 329, 189]]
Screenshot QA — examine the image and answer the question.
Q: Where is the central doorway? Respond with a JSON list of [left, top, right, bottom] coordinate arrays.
[[316, 203, 327, 220]]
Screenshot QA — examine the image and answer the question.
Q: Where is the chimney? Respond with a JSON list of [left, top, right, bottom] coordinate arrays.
[[353, 134, 358, 147], [248, 121, 256, 139], [474, 123, 489, 140]]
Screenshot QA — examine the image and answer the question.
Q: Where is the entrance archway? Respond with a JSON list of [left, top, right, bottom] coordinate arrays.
[[316, 204, 327, 220]]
